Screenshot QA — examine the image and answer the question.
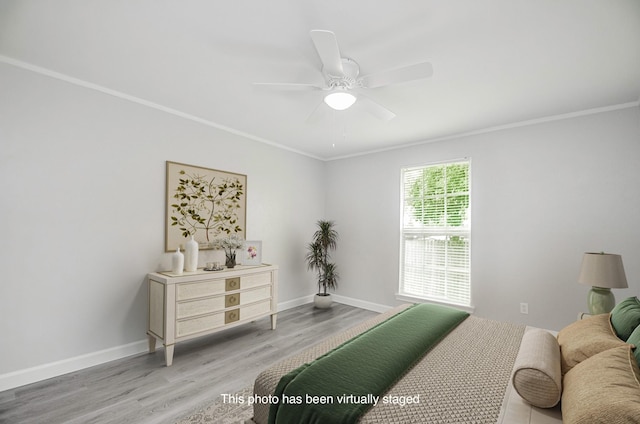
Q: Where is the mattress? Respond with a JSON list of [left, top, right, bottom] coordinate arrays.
[[252, 304, 563, 424]]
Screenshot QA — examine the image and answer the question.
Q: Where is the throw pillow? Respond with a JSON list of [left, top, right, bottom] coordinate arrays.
[[610, 296, 640, 341], [627, 325, 640, 367], [557, 313, 627, 374], [562, 345, 640, 424]]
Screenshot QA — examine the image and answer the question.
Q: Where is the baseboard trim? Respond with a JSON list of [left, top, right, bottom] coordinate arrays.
[[331, 294, 393, 313], [280, 293, 393, 313], [0, 298, 310, 392], [0, 339, 148, 392], [0, 294, 387, 392], [277, 295, 315, 311]]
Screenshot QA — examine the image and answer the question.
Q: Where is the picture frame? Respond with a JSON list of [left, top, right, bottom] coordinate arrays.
[[165, 161, 246, 252], [240, 240, 262, 266]]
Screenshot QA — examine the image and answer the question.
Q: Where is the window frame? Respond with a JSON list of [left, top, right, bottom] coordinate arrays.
[[397, 159, 473, 312]]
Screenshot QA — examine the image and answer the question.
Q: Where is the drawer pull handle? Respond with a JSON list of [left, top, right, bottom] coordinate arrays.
[[225, 278, 240, 291], [225, 309, 240, 323], [225, 294, 240, 307]]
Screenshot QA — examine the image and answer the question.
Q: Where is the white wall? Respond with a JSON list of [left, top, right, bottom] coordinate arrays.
[[2, 57, 639, 390], [0, 62, 324, 387], [326, 106, 640, 331]]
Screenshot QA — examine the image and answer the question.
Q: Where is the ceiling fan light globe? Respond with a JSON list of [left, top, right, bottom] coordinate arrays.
[[324, 92, 357, 110]]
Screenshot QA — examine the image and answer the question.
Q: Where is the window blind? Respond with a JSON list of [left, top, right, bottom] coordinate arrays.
[[399, 161, 471, 306]]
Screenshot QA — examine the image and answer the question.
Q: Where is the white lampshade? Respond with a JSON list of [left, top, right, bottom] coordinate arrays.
[[324, 91, 357, 110], [578, 252, 628, 289]]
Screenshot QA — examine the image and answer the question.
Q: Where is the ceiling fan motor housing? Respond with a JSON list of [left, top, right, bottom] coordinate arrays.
[[324, 58, 361, 90]]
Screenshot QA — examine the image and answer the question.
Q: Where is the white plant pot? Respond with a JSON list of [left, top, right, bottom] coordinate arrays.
[[314, 293, 333, 309]]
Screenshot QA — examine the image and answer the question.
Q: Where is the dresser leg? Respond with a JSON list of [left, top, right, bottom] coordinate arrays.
[[165, 345, 174, 366], [271, 313, 278, 330], [148, 335, 156, 353]]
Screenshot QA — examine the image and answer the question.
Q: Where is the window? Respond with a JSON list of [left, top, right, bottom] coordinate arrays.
[[399, 160, 471, 307]]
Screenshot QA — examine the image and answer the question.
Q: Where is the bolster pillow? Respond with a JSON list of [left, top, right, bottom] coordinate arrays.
[[512, 328, 562, 408]]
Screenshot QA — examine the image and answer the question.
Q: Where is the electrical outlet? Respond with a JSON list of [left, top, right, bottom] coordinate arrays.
[[520, 303, 529, 314]]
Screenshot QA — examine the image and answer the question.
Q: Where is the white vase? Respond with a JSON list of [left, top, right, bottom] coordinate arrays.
[[171, 247, 184, 275], [184, 235, 199, 272]]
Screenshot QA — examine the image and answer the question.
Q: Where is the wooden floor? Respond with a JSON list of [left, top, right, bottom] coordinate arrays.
[[0, 303, 377, 424]]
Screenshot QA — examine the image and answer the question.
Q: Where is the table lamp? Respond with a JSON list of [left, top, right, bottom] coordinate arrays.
[[578, 252, 628, 314]]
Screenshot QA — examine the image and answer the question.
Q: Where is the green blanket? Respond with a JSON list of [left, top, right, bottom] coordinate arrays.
[[268, 303, 469, 424]]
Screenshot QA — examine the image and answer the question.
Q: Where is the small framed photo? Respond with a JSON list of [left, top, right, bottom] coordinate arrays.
[[240, 240, 262, 266]]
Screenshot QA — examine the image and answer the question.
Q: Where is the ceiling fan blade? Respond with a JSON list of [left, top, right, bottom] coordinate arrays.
[[356, 94, 396, 121], [305, 99, 331, 124], [361, 62, 433, 89], [310, 30, 344, 77], [253, 82, 323, 91]]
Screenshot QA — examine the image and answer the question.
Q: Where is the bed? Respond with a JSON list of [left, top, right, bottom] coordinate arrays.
[[251, 299, 640, 424]]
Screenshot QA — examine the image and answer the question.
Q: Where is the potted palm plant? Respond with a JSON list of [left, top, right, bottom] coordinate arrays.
[[305, 220, 339, 309]]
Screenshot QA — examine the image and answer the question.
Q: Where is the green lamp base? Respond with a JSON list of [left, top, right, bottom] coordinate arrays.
[[587, 286, 615, 315]]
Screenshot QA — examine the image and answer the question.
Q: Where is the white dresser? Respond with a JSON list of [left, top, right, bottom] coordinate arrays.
[[147, 264, 278, 366]]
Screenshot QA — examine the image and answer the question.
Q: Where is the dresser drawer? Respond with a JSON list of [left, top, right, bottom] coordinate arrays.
[[176, 273, 270, 301], [176, 296, 226, 319], [176, 279, 225, 300], [176, 311, 226, 337], [241, 299, 272, 320], [176, 285, 271, 319], [241, 272, 272, 289], [175, 299, 273, 337], [241, 285, 271, 304]]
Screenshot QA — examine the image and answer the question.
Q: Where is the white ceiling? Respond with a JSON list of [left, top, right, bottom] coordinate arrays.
[[1, 0, 639, 160]]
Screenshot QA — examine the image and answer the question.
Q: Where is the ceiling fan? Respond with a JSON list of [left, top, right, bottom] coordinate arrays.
[[254, 30, 433, 121]]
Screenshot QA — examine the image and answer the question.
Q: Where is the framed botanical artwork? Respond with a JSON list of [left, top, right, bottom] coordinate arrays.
[[240, 240, 262, 266], [165, 161, 246, 252]]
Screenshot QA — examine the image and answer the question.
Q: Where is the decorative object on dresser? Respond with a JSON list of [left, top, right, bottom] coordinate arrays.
[[212, 234, 244, 269], [171, 247, 184, 275], [165, 161, 246, 252], [241, 240, 262, 266], [147, 264, 278, 366], [578, 252, 628, 314], [305, 220, 339, 309], [184, 235, 199, 272]]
